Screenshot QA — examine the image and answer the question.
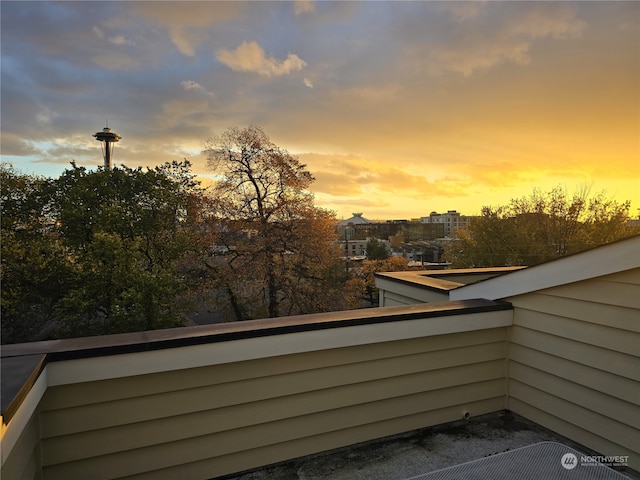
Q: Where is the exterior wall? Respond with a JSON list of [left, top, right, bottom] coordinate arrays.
[[419, 211, 473, 237], [1, 415, 41, 480], [338, 238, 390, 257], [380, 290, 449, 307], [506, 268, 640, 470], [379, 286, 449, 306], [35, 314, 509, 480], [353, 222, 444, 242], [339, 239, 368, 256], [375, 275, 457, 306], [376, 268, 524, 306], [1, 369, 47, 480], [380, 290, 431, 306]]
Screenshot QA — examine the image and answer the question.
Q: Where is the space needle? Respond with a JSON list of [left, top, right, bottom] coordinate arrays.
[[93, 126, 122, 169]]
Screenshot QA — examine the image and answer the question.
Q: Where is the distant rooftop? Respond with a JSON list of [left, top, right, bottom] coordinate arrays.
[[376, 266, 526, 293], [340, 213, 371, 226]]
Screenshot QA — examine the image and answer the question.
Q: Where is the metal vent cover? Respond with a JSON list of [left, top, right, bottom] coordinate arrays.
[[404, 442, 630, 480]]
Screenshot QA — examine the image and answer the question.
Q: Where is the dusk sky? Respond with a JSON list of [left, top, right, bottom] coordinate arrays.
[[1, 1, 638, 220]]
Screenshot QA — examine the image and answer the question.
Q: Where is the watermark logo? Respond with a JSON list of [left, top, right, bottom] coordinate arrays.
[[561, 452, 629, 469], [580, 455, 629, 468], [561, 453, 578, 470]]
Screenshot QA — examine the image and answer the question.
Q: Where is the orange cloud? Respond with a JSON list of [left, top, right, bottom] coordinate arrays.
[[216, 41, 307, 77]]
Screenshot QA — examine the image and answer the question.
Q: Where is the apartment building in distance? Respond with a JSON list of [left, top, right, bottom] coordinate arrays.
[[337, 213, 444, 260], [338, 213, 444, 243], [420, 210, 475, 238], [337, 212, 472, 263]]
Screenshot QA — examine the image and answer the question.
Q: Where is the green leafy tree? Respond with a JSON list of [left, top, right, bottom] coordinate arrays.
[[201, 125, 345, 320], [444, 186, 638, 267], [366, 238, 389, 260], [1, 164, 73, 342], [49, 162, 201, 336], [1, 161, 202, 343]]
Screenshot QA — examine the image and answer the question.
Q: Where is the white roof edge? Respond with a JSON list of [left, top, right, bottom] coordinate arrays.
[[450, 235, 640, 301]]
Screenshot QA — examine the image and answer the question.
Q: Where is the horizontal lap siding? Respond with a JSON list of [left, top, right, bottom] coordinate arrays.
[[380, 290, 427, 306], [507, 268, 640, 470], [1, 415, 41, 480], [39, 327, 507, 480], [377, 279, 450, 306], [509, 398, 638, 463], [127, 398, 506, 480]]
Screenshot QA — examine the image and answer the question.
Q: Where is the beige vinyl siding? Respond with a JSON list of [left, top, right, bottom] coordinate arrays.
[[1, 415, 41, 480], [507, 268, 640, 470], [379, 289, 434, 306], [38, 326, 507, 480], [376, 280, 450, 306]]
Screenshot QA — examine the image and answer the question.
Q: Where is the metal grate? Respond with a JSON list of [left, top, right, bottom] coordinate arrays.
[[404, 442, 630, 480]]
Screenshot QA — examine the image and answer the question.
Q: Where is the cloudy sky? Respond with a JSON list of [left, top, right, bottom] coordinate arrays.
[[1, 1, 638, 219]]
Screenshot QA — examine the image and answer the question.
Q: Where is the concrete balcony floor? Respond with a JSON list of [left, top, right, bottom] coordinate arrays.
[[219, 411, 639, 480]]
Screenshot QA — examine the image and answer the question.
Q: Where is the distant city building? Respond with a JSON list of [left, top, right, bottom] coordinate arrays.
[[338, 213, 371, 242], [353, 221, 443, 242], [337, 210, 476, 243], [339, 213, 371, 226], [337, 213, 444, 252], [390, 240, 444, 264], [420, 210, 475, 237], [338, 237, 391, 259]]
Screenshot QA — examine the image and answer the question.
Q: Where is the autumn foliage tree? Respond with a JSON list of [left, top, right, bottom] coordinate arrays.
[[444, 186, 638, 267], [345, 256, 411, 307], [201, 125, 345, 320], [1, 127, 375, 342]]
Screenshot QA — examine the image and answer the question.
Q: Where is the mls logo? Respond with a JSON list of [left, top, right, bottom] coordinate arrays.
[[561, 453, 578, 470]]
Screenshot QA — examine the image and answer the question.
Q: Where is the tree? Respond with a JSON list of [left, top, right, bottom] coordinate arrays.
[[444, 186, 638, 267], [201, 125, 345, 320], [1, 164, 74, 343], [346, 256, 411, 307], [366, 238, 389, 260], [51, 162, 201, 336], [1, 161, 202, 343]]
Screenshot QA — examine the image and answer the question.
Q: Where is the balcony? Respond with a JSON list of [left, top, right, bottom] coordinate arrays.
[[2, 236, 639, 479]]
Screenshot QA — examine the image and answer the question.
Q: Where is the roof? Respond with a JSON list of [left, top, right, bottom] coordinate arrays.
[[450, 235, 640, 301], [375, 266, 525, 293], [220, 411, 637, 480], [340, 213, 371, 226]]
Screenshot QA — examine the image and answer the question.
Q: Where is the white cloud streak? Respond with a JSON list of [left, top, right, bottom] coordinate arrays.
[[181, 80, 213, 97], [109, 35, 133, 46]]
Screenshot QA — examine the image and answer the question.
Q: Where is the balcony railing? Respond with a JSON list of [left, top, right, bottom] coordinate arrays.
[[1, 289, 638, 479], [2, 299, 514, 479]]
